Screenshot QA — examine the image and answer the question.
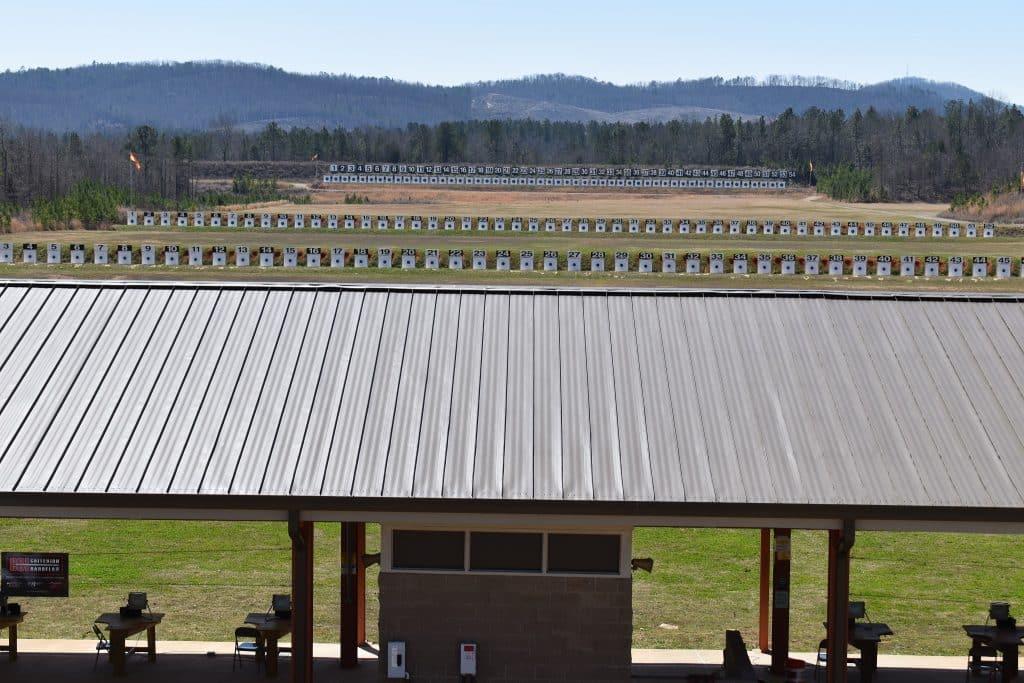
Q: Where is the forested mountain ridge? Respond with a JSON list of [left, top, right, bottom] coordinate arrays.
[[0, 61, 998, 131]]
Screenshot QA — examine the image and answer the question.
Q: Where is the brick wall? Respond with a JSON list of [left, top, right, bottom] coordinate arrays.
[[378, 572, 632, 683]]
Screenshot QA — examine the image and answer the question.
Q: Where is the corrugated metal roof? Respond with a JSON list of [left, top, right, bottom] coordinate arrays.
[[2, 280, 1024, 511]]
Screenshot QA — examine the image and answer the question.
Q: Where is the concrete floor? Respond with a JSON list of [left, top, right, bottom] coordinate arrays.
[[0, 642, 976, 682]]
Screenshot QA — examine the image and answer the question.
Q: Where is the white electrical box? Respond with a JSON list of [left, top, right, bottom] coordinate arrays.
[[460, 643, 477, 676], [387, 641, 407, 678]]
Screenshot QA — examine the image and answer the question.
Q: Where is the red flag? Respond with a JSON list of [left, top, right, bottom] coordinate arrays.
[[129, 151, 142, 172]]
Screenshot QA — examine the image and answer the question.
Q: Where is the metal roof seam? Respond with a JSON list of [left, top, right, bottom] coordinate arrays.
[[119, 290, 225, 493], [221, 291, 295, 495], [193, 291, 273, 494], [8, 288, 126, 490]]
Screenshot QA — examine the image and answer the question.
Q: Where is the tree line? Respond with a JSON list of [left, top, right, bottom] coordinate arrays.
[[1, 100, 1022, 208]]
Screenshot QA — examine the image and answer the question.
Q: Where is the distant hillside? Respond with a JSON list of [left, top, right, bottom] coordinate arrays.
[[0, 62, 1000, 132]]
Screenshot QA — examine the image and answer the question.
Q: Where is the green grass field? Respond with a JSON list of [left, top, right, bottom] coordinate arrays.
[[0, 520, 1020, 656]]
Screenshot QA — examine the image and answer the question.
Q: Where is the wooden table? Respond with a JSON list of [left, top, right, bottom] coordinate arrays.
[[95, 612, 164, 676], [965, 625, 1024, 682], [0, 612, 25, 662], [245, 612, 292, 677]]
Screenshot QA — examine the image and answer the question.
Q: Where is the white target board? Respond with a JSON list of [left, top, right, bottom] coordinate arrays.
[[900, 256, 916, 276], [966, 223, 977, 238], [780, 222, 791, 236], [984, 256, 1005, 281], [898, 223, 910, 237], [947, 256, 963, 277], [780, 253, 797, 275], [847, 222, 859, 236], [614, 251, 629, 272], [377, 216, 389, 231], [590, 252, 606, 272], [680, 220, 692, 234], [644, 220, 656, 234], [763, 222, 775, 236], [931, 223, 943, 238], [401, 249, 417, 269], [813, 222, 825, 237], [876, 255, 892, 276], [126, 210, 138, 226], [520, 251, 534, 271], [562, 218, 574, 233], [797, 221, 809, 236], [188, 245, 204, 266], [695, 221, 707, 235], [864, 222, 876, 237], [193, 212, 205, 227], [70, 244, 85, 264], [496, 250, 511, 271], [449, 249, 464, 270], [924, 256, 940, 277], [47, 243, 61, 264], [228, 213, 239, 228], [881, 222, 893, 237], [566, 250, 582, 272], [511, 218, 523, 232], [661, 219, 673, 234], [410, 216, 421, 230], [984, 224, 995, 238], [378, 249, 393, 268], [757, 254, 773, 274], [94, 244, 109, 264], [628, 219, 640, 234], [543, 250, 558, 271], [393, 216, 404, 230], [330, 247, 346, 268], [830, 221, 842, 237], [804, 254, 821, 275], [746, 222, 758, 236], [914, 223, 926, 238], [261, 214, 272, 229], [948, 223, 961, 238], [143, 211, 155, 226], [427, 216, 438, 230], [852, 254, 868, 276], [594, 218, 606, 233], [22, 243, 37, 264], [361, 216, 373, 230], [679, 252, 700, 274], [494, 217, 505, 231], [281, 247, 297, 267], [116, 244, 133, 265], [244, 214, 256, 228], [211, 246, 227, 266], [710, 221, 722, 235], [177, 213, 189, 227], [444, 217, 456, 231], [235, 245, 250, 267], [637, 252, 654, 273], [164, 245, 180, 266], [424, 249, 440, 269], [972, 257, 988, 277], [611, 220, 623, 233], [662, 252, 677, 273], [732, 254, 748, 274], [140, 244, 155, 265], [461, 217, 473, 231], [352, 248, 369, 268], [473, 250, 488, 270], [210, 213, 222, 227], [259, 247, 275, 267], [707, 253, 723, 274], [160, 212, 171, 227]]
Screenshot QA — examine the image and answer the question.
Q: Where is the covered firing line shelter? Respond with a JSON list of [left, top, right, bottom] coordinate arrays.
[[2, 280, 1024, 683]]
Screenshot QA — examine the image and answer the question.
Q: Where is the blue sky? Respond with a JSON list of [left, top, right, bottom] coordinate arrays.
[[4, 0, 1022, 103]]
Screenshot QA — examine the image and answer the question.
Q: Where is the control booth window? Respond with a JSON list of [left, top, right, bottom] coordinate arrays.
[[547, 533, 621, 575], [469, 532, 543, 572], [392, 530, 465, 571]]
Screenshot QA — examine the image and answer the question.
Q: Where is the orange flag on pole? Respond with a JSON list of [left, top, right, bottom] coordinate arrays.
[[129, 151, 142, 172]]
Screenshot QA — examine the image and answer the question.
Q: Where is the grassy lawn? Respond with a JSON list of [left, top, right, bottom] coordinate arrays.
[[1, 520, 1021, 655]]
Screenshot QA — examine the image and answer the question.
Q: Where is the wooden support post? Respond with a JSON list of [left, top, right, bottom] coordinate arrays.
[[826, 521, 856, 683], [289, 511, 314, 683], [340, 521, 366, 668], [759, 528, 771, 653], [770, 529, 792, 675]]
